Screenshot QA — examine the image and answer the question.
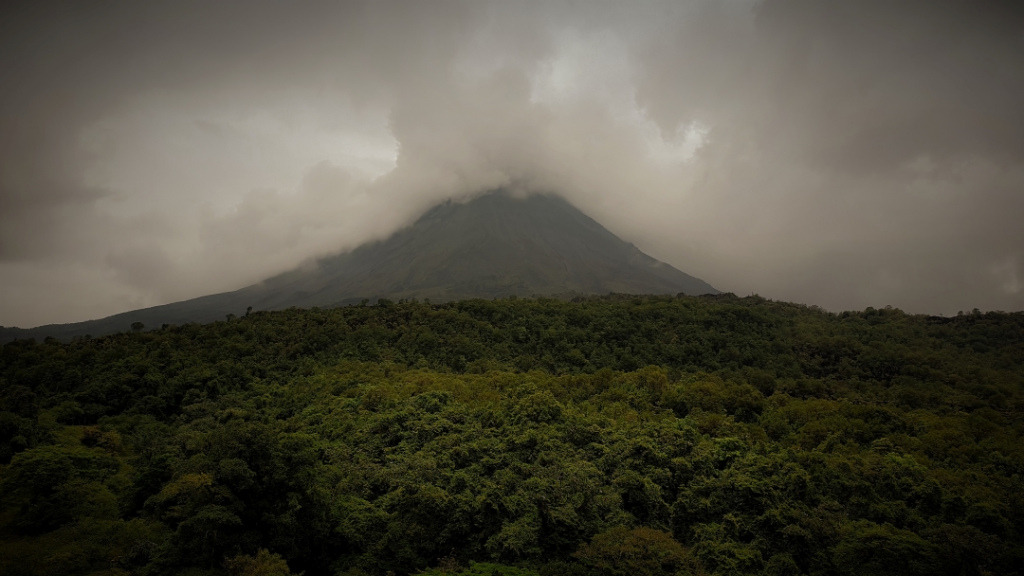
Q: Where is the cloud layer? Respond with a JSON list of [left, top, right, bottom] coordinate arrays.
[[2, 0, 1023, 326]]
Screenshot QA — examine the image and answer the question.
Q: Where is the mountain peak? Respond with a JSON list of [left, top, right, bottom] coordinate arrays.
[[245, 190, 717, 308], [2, 191, 718, 340]]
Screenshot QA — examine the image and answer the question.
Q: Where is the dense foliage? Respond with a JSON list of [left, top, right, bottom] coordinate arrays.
[[1, 294, 1022, 576]]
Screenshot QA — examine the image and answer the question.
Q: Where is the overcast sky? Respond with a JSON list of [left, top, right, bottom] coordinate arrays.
[[2, 0, 1023, 327]]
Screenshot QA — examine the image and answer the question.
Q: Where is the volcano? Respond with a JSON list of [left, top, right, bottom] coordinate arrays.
[[2, 191, 718, 340]]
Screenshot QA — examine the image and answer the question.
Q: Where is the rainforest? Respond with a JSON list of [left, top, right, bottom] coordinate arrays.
[[1, 294, 1022, 576]]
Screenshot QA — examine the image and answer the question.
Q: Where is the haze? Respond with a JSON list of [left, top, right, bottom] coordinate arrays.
[[2, 0, 1023, 327]]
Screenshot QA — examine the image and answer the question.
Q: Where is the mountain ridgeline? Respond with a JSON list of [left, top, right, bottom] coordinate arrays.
[[0, 192, 716, 341]]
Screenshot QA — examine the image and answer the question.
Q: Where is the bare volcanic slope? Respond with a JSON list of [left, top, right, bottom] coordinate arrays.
[[2, 191, 718, 340]]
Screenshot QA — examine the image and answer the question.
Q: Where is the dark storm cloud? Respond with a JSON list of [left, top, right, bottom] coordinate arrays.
[[1, 0, 1022, 326]]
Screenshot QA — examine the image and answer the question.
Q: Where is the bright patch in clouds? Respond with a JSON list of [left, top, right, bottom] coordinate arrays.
[[81, 95, 397, 217]]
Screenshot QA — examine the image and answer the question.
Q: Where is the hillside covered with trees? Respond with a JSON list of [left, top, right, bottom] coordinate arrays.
[[1, 294, 1022, 576]]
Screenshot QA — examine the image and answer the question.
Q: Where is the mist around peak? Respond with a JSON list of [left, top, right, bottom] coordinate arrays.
[[1, 1, 1023, 326]]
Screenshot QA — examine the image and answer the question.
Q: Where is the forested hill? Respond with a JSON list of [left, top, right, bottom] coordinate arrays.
[[1, 294, 1023, 576]]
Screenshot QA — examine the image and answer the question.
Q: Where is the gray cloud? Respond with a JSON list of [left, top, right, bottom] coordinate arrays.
[[1, 0, 1022, 327]]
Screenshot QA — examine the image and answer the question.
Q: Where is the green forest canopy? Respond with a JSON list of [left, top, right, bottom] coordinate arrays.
[[1, 294, 1022, 575]]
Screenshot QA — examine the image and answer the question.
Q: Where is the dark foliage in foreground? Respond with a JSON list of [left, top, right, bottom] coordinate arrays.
[[1, 294, 1022, 575]]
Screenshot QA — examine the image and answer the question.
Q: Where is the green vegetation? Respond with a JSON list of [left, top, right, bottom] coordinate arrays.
[[1, 294, 1022, 575]]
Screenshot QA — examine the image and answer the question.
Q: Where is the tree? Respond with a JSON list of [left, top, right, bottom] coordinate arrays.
[[834, 521, 937, 576], [574, 526, 696, 576], [225, 549, 294, 576]]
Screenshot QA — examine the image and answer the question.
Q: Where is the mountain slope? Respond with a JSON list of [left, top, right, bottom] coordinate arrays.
[[2, 191, 717, 340], [245, 192, 717, 308]]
